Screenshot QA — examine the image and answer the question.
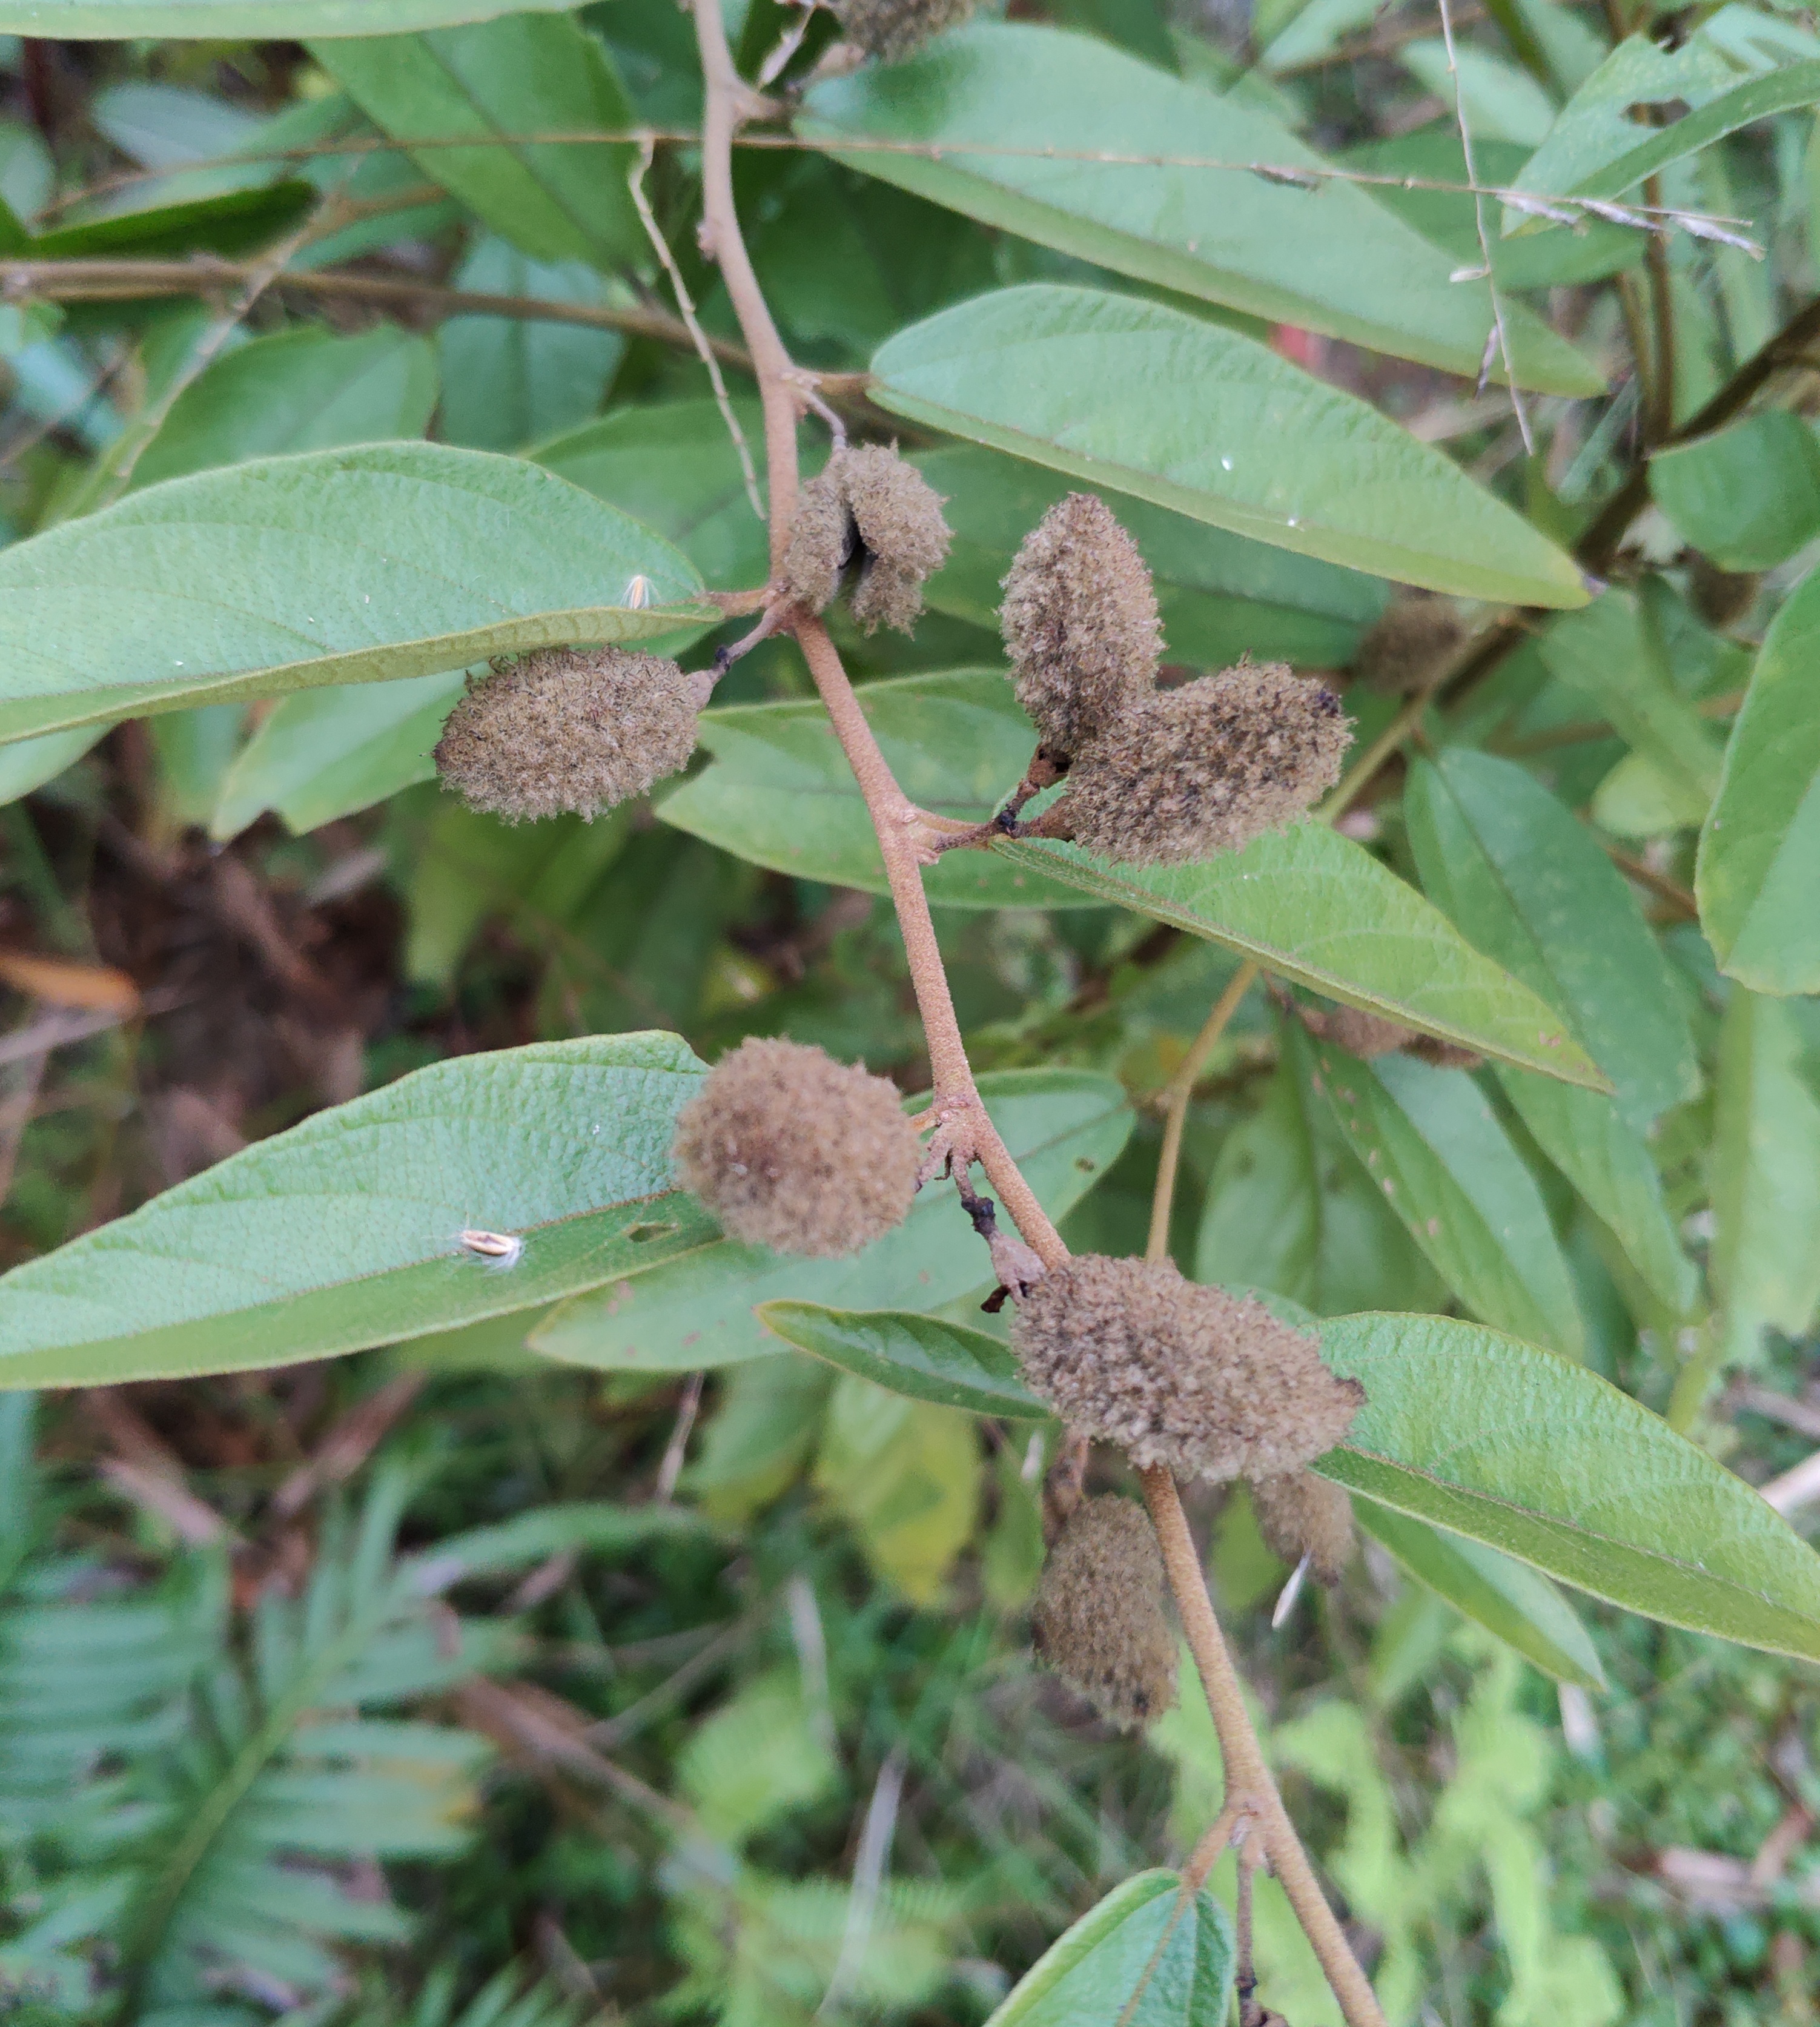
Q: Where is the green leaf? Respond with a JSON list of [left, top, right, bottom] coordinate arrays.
[[0, 724, 105, 807], [0, 1, 572, 28], [869, 285, 1591, 606], [1398, 39, 1559, 145], [1710, 987, 1820, 1367], [0, 1033, 720, 1388], [803, 21, 1598, 394], [916, 443, 1386, 670], [1320, 1309, 1820, 1662], [309, 15, 644, 270], [656, 669, 1097, 911], [411, 1501, 716, 1590], [0, 443, 708, 747], [1197, 1055, 1446, 1317], [1512, 33, 1820, 213], [815, 1379, 982, 1604], [1307, 1032, 1586, 1358], [753, 1304, 1048, 1418], [7, 178, 315, 258], [1351, 1496, 1607, 1688], [529, 1070, 1133, 1372], [995, 828, 1606, 1085], [1698, 563, 1820, 993], [532, 397, 775, 589], [1652, 412, 1820, 573], [210, 668, 466, 841], [982, 1869, 1233, 2027], [1405, 749, 1698, 1129], [1537, 591, 1726, 822], [131, 325, 438, 492]]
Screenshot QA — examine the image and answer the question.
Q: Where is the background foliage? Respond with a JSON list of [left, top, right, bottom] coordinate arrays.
[[2, 0, 1820, 2021]]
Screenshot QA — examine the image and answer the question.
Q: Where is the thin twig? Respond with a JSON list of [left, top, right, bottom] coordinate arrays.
[[819, 1746, 908, 2014], [654, 1371, 704, 1501], [1643, 180, 1678, 442], [627, 136, 764, 522], [1145, 962, 1259, 1265]]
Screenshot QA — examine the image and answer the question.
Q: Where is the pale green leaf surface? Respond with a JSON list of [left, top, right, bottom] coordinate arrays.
[[0, 1, 573, 28], [1310, 1039, 1586, 1358], [1650, 412, 1820, 572], [1405, 749, 1698, 1128], [804, 22, 1598, 392], [0, 724, 105, 807], [308, 15, 643, 269], [753, 1304, 1048, 1418], [0, 1033, 716, 1388], [655, 670, 1094, 910], [0, 443, 709, 746], [1398, 40, 1558, 145], [1710, 988, 1820, 1365], [1698, 563, 1820, 993], [982, 1870, 1233, 2027], [530, 1071, 1133, 1372], [869, 286, 1591, 604], [129, 325, 437, 492], [1319, 1309, 1820, 1661], [1352, 1497, 1607, 1688], [915, 443, 1386, 669], [995, 830, 1606, 1084], [210, 668, 467, 841]]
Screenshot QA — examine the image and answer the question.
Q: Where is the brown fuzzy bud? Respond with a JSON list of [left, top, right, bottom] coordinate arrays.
[[1248, 1470, 1355, 1586], [1051, 663, 1349, 865], [779, 445, 951, 634], [830, 0, 974, 62], [670, 1037, 921, 1258], [1686, 554, 1761, 632], [1011, 1255, 1363, 1483], [1030, 1495, 1178, 1728], [1303, 1004, 1482, 1070], [1352, 594, 1466, 694], [1000, 492, 1160, 758], [434, 646, 698, 824]]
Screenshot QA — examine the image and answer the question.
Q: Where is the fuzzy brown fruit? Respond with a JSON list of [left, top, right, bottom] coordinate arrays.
[[1053, 662, 1349, 865], [1248, 1469, 1355, 1586], [1012, 1254, 1363, 1483], [779, 445, 951, 634], [999, 492, 1160, 759], [1302, 1002, 1484, 1070], [1351, 593, 1466, 695], [434, 647, 699, 824], [830, 0, 975, 62], [670, 1037, 922, 1258], [1031, 1495, 1178, 1728]]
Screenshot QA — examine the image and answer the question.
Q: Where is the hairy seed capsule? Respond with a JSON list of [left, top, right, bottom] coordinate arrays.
[[1053, 663, 1349, 865], [779, 445, 951, 634], [1351, 594, 1466, 694], [434, 647, 699, 824], [830, 0, 975, 62], [1000, 492, 1161, 758], [1248, 1470, 1355, 1586], [1031, 1496, 1178, 1729], [670, 1037, 922, 1258], [1303, 1003, 1483, 1070], [1686, 554, 1761, 633], [1011, 1254, 1364, 1483]]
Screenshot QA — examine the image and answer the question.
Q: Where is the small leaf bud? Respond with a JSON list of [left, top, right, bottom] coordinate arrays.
[[1011, 1254, 1363, 1483], [1031, 1495, 1178, 1728], [434, 646, 698, 824], [1351, 593, 1465, 694], [1053, 662, 1349, 865], [1248, 1469, 1355, 1586], [1000, 491, 1160, 758], [779, 445, 951, 634], [830, 0, 975, 63], [670, 1037, 921, 1258]]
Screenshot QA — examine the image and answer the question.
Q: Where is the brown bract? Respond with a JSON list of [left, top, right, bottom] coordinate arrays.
[[1011, 1254, 1364, 1482], [1351, 593, 1466, 694], [778, 445, 951, 634], [831, 0, 975, 62], [670, 1037, 921, 1257], [434, 647, 698, 824], [1031, 1495, 1178, 1728], [1000, 492, 1160, 759], [1249, 1469, 1355, 1586], [1054, 663, 1349, 865]]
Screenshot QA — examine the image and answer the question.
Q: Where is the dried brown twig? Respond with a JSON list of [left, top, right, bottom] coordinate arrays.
[[683, 1, 1385, 2019]]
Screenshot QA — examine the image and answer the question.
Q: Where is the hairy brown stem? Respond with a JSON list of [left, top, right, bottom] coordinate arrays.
[[686, 2, 1375, 2017]]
